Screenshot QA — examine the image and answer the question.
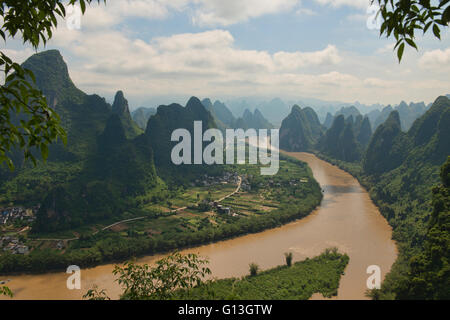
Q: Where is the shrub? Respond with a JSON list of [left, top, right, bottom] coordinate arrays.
[[285, 252, 293, 267], [249, 263, 259, 276]]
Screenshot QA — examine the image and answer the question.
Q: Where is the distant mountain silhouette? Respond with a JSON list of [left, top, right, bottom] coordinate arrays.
[[395, 101, 428, 131], [131, 106, 157, 130], [323, 112, 334, 129], [335, 106, 361, 119], [237, 108, 274, 129], [201, 98, 235, 131], [356, 116, 372, 148], [202, 98, 273, 130], [279, 105, 324, 152]]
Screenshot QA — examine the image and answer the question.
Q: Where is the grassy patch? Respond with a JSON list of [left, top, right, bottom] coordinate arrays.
[[177, 249, 349, 300]]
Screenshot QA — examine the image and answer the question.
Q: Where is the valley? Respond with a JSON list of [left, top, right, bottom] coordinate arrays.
[[0, 155, 323, 274], [1, 152, 397, 300], [0, 48, 448, 301]]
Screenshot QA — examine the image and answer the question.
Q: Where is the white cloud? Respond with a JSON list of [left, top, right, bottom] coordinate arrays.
[[419, 48, 450, 72], [57, 0, 376, 30], [2, 48, 36, 64], [153, 30, 234, 51], [60, 0, 188, 30], [2, 0, 449, 106], [35, 23, 449, 105], [296, 7, 317, 16], [345, 13, 367, 22], [59, 0, 303, 28], [273, 45, 342, 70], [45, 28, 351, 99], [314, 0, 370, 9], [190, 0, 299, 26], [363, 77, 401, 88], [0, 48, 37, 82], [59, 0, 371, 29], [57, 29, 341, 77], [376, 43, 395, 54]]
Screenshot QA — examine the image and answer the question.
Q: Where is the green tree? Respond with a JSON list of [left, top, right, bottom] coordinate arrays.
[[0, 0, 104, 169], [112, 252, 211, 300], [249, 263, 259, 276], [285, 252, 293, 267], [374, 0, 450, 61], [396, 156, 450, 299]]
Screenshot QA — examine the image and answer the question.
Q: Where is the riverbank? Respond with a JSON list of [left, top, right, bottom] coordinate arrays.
[[0, 157, 322, 275], [1, 153, 397, 300], [312, 151, 441, 299]]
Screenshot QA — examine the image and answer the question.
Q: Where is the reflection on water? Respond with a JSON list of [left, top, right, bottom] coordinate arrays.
[[324, 185, 363, 194], [2, 152, 397, 300]]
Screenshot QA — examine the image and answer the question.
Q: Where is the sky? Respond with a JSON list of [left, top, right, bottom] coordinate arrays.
[[3, 0, 450, 109]]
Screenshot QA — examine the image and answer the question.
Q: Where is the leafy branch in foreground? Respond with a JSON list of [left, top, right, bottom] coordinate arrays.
[[0, 0, 105, 169], [0, 285, 13, 298], [373, 0, 450, 62], [111, 252, 211, 300], [83, 285, 110, 300]]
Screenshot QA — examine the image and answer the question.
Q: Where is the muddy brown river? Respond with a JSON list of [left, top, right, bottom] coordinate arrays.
[[1, 152, 397, 300]]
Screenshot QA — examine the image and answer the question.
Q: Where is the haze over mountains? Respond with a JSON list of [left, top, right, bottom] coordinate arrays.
[[131, 107, 156, 130], [221, 96, 432, 130], [131, 95, 431, 136]]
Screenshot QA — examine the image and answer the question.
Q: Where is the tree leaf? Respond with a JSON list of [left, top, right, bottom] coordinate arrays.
[[40, 143, 49, 161], [405, 38, 418, 50], [397, 42, 405, 62], [442, 6, 450, 25], [432, 23, 441, 39]]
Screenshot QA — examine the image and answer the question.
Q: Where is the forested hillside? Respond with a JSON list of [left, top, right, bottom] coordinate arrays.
[[393, 157, 449, 299], [280, 104, 372, 163], [317, 115, 362, 162], [146, 97, 223, 183], [279, 105, 324, 152], [0, 51, 142, 206], [0, 51, 222, 232], [304, 96, 450, 299]]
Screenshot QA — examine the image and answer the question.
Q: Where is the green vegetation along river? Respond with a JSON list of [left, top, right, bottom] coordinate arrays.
[[1, 153, 397, 300]]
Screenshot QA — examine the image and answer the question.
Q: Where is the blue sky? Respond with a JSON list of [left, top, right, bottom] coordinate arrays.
[[3, 0, 449, 109]]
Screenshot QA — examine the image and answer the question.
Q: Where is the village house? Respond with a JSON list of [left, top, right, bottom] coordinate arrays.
[[0, 206, 38, 225]]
